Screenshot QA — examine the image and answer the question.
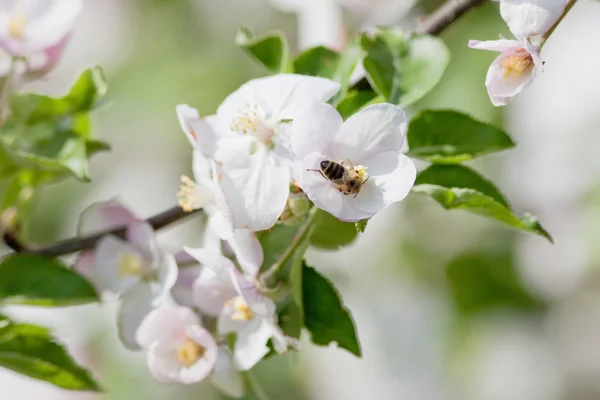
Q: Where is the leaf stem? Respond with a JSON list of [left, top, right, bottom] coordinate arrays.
[[244, 370, 271, 400], [540, 0, 578, 49], [262, 207, 319, 282]]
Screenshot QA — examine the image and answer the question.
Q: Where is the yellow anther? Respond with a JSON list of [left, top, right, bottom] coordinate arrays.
[[177, 175, 201, 212], [355, 165, 369, 183], [8, 0, 28, 39], [230, 296, 254, 321], [117, 253, 143, 278], [177, 338, 206, 367], [502, 53, 533, 78]]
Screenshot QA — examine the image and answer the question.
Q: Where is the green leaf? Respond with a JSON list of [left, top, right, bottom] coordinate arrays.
[[407, 110, 515, 163], [309, 209, 357, 250], [66, 66, 107, 112], [236, 27, 290, 73], [336, 89, 380, 120], [278, 300, 303, 339], [355, 219, 368, 233], [257, 224, 299, 271], [361, 29, 450, 107], [302, 264, 361, 357], [0, 254, 98, 306], [416, 164, 509, 207], [412, 184, 552, 242], [0, 315, 101, 391]]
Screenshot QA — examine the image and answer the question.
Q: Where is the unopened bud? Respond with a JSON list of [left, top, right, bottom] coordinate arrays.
[[278, 192, 310, 225]]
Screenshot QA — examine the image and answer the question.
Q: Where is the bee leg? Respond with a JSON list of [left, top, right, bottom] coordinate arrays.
[[354, 176, 370, 198]]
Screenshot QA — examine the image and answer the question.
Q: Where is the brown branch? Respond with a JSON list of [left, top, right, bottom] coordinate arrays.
[[29, 206, 198, 257], [416, 0, 486, 35], [3, 232, 27, 252]]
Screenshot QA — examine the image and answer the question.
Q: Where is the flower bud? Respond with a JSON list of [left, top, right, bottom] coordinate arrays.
[[278, 191, 310, 225]]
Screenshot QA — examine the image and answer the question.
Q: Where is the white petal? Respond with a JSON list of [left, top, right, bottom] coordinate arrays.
[[289, 100, 342, 161], [193, 268, 237, 317], [91, 236, 142, 294], [336, 196, 375, 222], [500, 0, 566, 38], [146, 341, 181, 383], [21, 0, 82, 53], [117, 283, 155, 350], [211, 348, 245, 398], [353, 152, 416, 214], [217, 300, 248, 335], [468, 39, 523, 53], [154, 250, 179, 303], [486, 52, 536, 101], [136, 305, 198, 349], [184, 247, 236, 281], [77, 200, 138, 236], [192, 149, 211, 182], [300, 152, 345, 216], [233, 318, 274, 371], [332, 103, 406, 165], [126, 220, 158, 262], [227, 229, 263, 276], [171, 265, 200, 308], [230, 268, 275, 318], [179, 325, 218, 384]]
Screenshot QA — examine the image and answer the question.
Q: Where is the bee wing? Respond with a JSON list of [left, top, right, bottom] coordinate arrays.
[[340, 158, 354, 169]]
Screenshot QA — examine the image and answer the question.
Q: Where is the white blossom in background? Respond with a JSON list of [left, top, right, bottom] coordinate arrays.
[[468, 39, 542, 106], [500, 0, 567, 39], [136, 306, 218, 384], [75, 201, 178, 350], [0, 0, 82, 76], [185, 246, 292, 370], [177, 74, 340, 232], [290, 101, 415, 222]]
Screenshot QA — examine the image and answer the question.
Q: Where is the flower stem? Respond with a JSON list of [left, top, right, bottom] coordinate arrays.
[[540, 0, 578, 49], [262, 207, 319, 282], [244, 370, 271, 400]]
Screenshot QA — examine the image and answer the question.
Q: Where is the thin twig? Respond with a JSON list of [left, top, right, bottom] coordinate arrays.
[[30, 206, 197, 257], [3, 232, 27, 252], [416, 0, 486, 35]]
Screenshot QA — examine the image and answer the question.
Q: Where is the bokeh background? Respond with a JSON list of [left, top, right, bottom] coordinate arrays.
[[3, 0, 600, 398]]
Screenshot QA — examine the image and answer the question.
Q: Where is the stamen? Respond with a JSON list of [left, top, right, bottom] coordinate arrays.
[[177, 338, 206, 367], [230, 296, 254, 321], [117, 253, 144, 278], [230, 104, 274, 145], [177, 175, 207, 212], [502, 52, 533, 78], [355, 165, 369, 183]]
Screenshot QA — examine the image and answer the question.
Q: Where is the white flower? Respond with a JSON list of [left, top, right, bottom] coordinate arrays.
[[185, 246, 292, 371], [290, 101, 416, 222], [468, 38, 542, 106], [500, 0, 566, 39], [211, 348, 245, 398], [177, 74, 340, 231], [76, 201, 178, 350], [136, 306, 218, 384], [0, 0, 82, 75]]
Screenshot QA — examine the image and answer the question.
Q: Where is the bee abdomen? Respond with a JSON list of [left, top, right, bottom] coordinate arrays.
[[321, 160, 345, 180]]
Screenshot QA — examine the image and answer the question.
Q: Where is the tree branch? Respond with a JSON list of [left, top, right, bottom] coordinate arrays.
[[416, 0, 486, 35]]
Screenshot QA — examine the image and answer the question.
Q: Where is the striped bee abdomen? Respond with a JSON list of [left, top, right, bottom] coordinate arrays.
[[320, 160, 345, 181]]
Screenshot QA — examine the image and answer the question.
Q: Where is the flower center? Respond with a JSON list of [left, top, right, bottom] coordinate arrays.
[[229, 296, 254, 321], [502, 52, 533, 78], [230, 103, 274, 145], [177, 175, 214, 212], [8, 0, 28, 39], [355, 165, 368, 182], [177, 338, 206, 368], [116, 253, 145, 279]]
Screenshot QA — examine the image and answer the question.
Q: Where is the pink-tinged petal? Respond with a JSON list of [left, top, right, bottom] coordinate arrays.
[[485, 51, 536, 101], [179, 325, 218, 384], [332, 103, 406, 165], [74, 250, 95, 282], [523, 39, 543, 70], [217, 300, 248, 334], [230, 268, 275, 317], [154, 250, 179, 303], [146, 341, 181, 383], [500, 0, 566, 38], [193, 268, 237, 316], [20, 0, 82, 53], [92, 236, 142, 294], [211, 348, 245, 398], [184, 247, 236, 281], [117, 283, 155, 350], [171, 265, 201, 308], [353, 152, 416, 214], [227, 229, 263, 276], [136, 305, 198, 349], [233, 318, 274, 371], [77, 200, 138, 236], [126, 220, 157, 262], [490, 95, 512, 107], [468, 39, 523, 53], [289, 100, 342, 160], [176, 104, 202, 151]]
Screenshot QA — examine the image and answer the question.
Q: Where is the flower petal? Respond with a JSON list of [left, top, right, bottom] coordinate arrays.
[[136, 305, 199, 349], [500, 0, 566, 38], [211, 348, 245, 399], [290, 100, 342, 161], [217, 300, 249, 335], [117, 283, 155, 350], [146, 341, 181, 383], [171, 265, 200, 308], [233, 318, 275, 371], [154, 250, 179, 303], [468, 39, 523, 53], [227, 229, 263, 276], [179, 325, 218, 384], [77, 200, 138, 236], [184, 247, 236, 281], [91, 236, 142, 294], [485, 51, 536, 101], [126, 220, 158, 262], [229, 268, 275, 317], [299, 152, 346, 216], [332, 103, 406, 164], [193, 268, 237, 317]]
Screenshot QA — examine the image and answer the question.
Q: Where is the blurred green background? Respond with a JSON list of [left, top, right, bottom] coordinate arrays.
[[4, 0, 600, 399]]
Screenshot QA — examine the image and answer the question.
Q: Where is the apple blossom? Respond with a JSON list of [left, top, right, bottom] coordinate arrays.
[[177, 74, 340, 231], [136, 305, 218, 384], [75, 201, 178, 350], [211, 348, 245, 398], [0, 0, 82, 75], [500, 0, 566, 39], [468, 38, 542, 106], [185, 246, 292, 370], [290, 101, 416, 222]]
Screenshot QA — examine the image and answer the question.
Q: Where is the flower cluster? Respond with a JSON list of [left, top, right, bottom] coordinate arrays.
[[469, 0, 567, 106]]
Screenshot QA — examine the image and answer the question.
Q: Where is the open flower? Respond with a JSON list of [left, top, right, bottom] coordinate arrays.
[[136, 306, 218, 384], [290, 101, 416, 222], [177, 74, 340, 231], [468, 38, 542, 106], [0, 0, 82, 75], [75, 201, 178, 350], [500, 0, 566, 39], [185, 246, 291, 370]]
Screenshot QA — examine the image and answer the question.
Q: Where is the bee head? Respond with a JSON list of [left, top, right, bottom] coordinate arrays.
[[348, 179, 356, 188], [320, 160, 329, 170]]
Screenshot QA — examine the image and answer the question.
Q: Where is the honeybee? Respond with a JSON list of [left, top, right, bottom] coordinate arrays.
[[309, 158, 368, 197]]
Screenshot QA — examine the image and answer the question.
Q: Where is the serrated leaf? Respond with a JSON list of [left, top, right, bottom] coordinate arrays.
[[309, 209, 357, 250], [361, 29, 450, 107], [236, 27, 290, 73], [302, 264, 361, 357], [0, 254, 98, 306], [412, 184, 552, 242], [0, 314, 102, 391], [407, 110, 515, 163]]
